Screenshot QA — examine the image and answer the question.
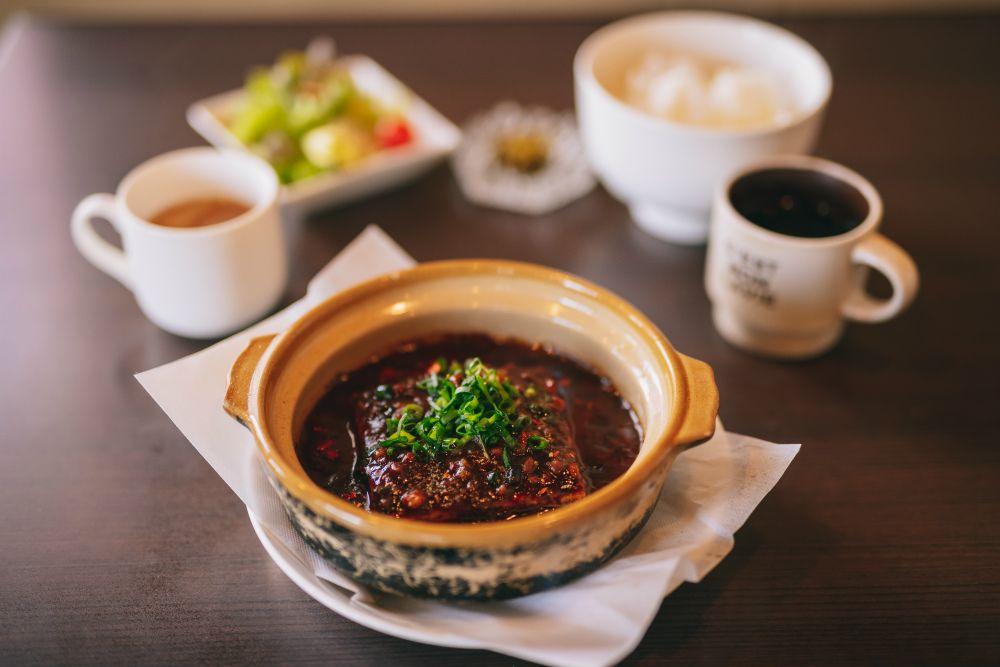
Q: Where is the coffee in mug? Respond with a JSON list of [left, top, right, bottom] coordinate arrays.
[[149, 197, 251, 229], [729, 168, 868, 239], [705, 155, 919, 359]]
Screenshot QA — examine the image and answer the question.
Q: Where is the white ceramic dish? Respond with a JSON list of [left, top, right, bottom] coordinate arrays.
[[575, 11, 832, 245], [187, 55, 461, 217]]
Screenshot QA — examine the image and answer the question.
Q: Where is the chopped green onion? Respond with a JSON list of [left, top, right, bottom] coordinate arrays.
[[376, 357, 541, 467], [527, 435, 550, 450]]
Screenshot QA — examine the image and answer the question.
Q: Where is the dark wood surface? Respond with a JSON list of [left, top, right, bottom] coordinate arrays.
[[2, 14, 998, 665]]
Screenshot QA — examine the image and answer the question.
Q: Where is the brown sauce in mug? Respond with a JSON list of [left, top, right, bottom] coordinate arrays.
[[149, 197, 251, 229], [297, 335, 643, 523]]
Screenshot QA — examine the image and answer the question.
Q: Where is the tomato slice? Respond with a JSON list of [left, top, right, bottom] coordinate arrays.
[[376, 119, 413, 148]]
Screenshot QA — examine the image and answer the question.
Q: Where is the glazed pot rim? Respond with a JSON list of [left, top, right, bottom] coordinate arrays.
[[240, 259, 716, 548]]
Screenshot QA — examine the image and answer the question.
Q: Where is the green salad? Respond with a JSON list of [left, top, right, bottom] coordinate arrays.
[[226, 51, 414, 184]]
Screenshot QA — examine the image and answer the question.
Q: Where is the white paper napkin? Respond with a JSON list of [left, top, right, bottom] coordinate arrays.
[[136, 225, 800, 667]]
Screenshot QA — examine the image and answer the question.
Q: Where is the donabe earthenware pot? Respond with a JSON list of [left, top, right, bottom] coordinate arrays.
[[225, 260, 718, 600]]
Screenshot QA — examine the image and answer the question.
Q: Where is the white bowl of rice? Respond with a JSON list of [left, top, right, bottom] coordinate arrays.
[[574, 11, 832, 244]]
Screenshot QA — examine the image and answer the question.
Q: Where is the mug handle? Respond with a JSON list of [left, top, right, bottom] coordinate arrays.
[[71, 193, 132, 289], [842, 233, 919, 323]]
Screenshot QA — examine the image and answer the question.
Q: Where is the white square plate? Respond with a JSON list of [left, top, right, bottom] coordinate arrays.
[[187, 55, 461, 217]]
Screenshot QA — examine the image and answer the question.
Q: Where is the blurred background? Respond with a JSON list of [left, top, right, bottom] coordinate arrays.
[[2, 0, 998, 23]]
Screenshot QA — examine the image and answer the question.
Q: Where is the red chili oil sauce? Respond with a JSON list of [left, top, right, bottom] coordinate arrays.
[[297, 335, 642, 523]]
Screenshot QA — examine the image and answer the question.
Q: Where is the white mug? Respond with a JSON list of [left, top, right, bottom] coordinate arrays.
[[705, 155, 919, 359], [72, 147, 287, 339]]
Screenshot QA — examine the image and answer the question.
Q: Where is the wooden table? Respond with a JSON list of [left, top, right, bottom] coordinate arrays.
[[2, 15, 998, 665]]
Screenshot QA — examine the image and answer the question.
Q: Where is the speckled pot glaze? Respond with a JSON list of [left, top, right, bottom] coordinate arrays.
[[275, 477, 661, 600], [225, 260, 718, 600]]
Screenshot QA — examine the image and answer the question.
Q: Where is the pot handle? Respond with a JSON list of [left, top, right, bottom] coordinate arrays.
[[224, 334, 277, 427], [674, 354, 720, 448]]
